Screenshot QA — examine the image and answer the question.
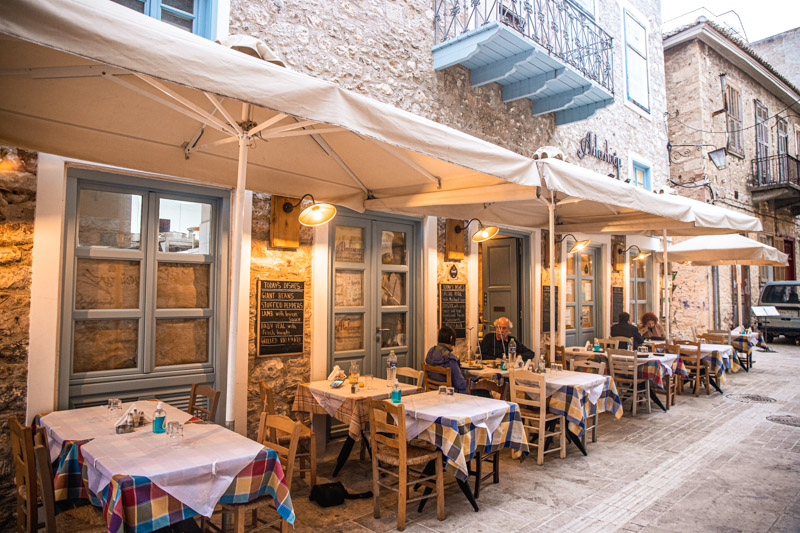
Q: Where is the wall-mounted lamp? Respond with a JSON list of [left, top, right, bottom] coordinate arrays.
[[667, 142, 727, 170], [282, 193, 336, 226], [619, 244, 651, 261], [454, 218, 499, 243], [707, 147, 727, 170], [556, 234, 590, 254], [681, 260, 692, 266]]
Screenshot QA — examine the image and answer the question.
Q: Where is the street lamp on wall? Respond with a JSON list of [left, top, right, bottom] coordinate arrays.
[[556, 233, 590, 254], [282, 194, 336, 226], [454, 218, 499, 243], [619, 244, 651, 262]]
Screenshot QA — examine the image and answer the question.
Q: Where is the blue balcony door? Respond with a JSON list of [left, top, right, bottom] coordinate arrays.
[[565, 246, 600, 347]]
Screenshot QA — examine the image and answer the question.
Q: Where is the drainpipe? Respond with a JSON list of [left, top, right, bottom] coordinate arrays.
[[712, 266, 721, 329]]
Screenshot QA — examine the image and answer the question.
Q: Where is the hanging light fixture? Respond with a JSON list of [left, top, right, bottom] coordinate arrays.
[[682, 260, 692, 266], [619, 244, 651, 261], [555, 233, 590, 254], [454, 218, 499, 242], [282, 194, 336, 226]]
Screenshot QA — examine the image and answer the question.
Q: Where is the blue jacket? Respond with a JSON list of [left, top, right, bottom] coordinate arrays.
[[425, 343, 467, 393]]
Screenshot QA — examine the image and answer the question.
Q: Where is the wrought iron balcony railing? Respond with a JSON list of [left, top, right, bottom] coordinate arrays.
[[751, 153, 800, 187], [433, 0, 614, 94]]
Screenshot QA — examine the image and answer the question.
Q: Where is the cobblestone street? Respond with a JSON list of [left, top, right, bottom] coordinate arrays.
[[287, 340, 800, 533]]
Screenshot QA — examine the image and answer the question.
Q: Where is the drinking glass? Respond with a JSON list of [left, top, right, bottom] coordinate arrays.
[[365, 374, 373, 388], [167, 422, 184, 448], [438, 386, 448, 399], [107, 398, 122, 419], [446, 387, 455, 402]]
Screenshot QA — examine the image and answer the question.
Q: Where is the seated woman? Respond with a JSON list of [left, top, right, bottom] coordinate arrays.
[[425, 326, 468, 394], [639, 312, 664, 340]]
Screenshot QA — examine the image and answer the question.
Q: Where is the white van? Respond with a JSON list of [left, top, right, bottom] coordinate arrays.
[[757, 281, 800, 342]]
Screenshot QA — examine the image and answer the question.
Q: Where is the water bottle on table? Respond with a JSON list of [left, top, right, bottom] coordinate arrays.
[[509, 338, 517, 367], [387, 349, 397, 386], [391, 379, 402, 403], [152, 402, 166, 434]]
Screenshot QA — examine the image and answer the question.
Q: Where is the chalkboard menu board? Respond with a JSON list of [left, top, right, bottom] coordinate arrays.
[[542, 285, 559, 331], [439, 283, 466, 338], [258, 280, 304, 356], [612, 286, 624, 323]]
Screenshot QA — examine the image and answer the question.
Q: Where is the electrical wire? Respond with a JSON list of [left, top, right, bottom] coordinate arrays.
[[714, 197, 800, 231], [666, 95, 800, 135]]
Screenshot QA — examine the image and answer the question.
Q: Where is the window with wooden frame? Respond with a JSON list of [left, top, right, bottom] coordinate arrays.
[[725, 86, 744, 157], [754, 100, 770, 183]]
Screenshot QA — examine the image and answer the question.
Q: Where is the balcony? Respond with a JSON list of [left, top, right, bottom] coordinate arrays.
[[750, 153, 800, 215], [432, 0, 614, 125]]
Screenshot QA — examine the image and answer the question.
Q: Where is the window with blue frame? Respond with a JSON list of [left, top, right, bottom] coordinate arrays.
[[624, 9, 649, 112], [631, 161, 651, 190], [110, 0, 216, 39]]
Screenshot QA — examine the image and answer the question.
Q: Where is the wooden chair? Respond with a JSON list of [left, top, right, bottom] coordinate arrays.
[[205, 414, 301, 533], [9, 416, 39, 533], [568, 359, 605, 445], [543, 343, 567, 368], [467, 379, 507, 498], [607, 348, 650, 416], [32, 429, 106, 533], [422, 364, 452, 392], [609, 336, 634, 350], [259, 381, 316, 486], [657, 344, 681, 408], [675, 340, 709, 397], [594, 338, 619, 352], [706, 330, 750, 371], [187, 383, 221, 422], [368, 399, 445, 531], [396, 367, 423, 388], [509, 369, 566, 465]]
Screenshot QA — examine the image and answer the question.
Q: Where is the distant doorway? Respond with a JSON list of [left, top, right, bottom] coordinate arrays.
[[565, 246, 601, 347], [478, 234, 531, 345]]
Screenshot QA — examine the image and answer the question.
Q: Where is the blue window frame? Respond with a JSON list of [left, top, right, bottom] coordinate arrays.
[[631, 161, 651, 190], [110, 0, 217, 39]]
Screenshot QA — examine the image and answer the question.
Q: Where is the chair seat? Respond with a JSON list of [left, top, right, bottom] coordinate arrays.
[[220, 495, 277, 514], [519, 407, 560, 422], [55, 505, 107, 533], [375, 444, 440, 466]]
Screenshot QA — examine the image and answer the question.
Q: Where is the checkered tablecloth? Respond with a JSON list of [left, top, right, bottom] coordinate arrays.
[[92, 446, 293, 533], [292, 380, 419, 441], [580, 353, 689, 388], [544, 374, 622, 438], [401, 392, 529, 481]]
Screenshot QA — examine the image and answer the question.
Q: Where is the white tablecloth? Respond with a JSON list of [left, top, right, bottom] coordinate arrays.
[[39, 401, 193, 462], [400, 392, 511, 440], [543, 369, 606, 404], [461, 365, 509, 380], [306, 378, 418, 417], [701, 343, 731, 361], [81, 422, 263, 517]]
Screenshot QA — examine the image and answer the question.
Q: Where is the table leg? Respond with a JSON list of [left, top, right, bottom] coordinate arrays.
[[312, 414, 326, 459], [566, 431, 588, 456], [649, 388, 667, 412], [416, 460, 437, 513], [457, 478, 480, 512], [332, 436, 356, 477], [709, 376, 723, 395]]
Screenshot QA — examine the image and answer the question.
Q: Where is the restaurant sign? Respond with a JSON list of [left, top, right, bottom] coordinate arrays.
[[576, 132, 622, 179]]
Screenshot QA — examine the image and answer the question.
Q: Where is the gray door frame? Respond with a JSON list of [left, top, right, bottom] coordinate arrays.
[[565, 245, 601, 347]]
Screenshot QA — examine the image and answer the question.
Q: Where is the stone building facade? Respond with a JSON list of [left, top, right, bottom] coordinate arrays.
[[751, 26, 800, 91], [664, 20, 800, 335]]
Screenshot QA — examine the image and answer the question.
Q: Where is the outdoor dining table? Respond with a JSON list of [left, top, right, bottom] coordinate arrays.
[[36, 401, 294, 533], [292, 378, 420, 476], [400, 391, 529, 512]]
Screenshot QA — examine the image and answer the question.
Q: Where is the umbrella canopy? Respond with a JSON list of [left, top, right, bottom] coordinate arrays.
[[0, 0, 541, 211], [665, 234, 788, 266]]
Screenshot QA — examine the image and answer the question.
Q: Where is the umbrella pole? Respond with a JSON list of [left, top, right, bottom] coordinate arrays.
[[736, 264, 743, 329], [225, 117, 250, 429], [549, 193, 555, 365], [663, 229, 670, 343]]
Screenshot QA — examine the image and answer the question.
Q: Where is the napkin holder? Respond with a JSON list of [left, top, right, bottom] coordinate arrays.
[[327, 365, 344, 381], [115, 404, 149, 432], [514, 355, 524, 369]]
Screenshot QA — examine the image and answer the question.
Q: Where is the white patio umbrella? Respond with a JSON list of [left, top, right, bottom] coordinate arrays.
[[0, 0, 541, 425], [665, 234, 788, 328], [369, 157, 763, 361]]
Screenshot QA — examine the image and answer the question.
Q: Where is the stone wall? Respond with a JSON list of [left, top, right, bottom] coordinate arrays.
[[751, 27, 800, 92], [436, 218, 470, 358], [246, 193, 314, 438], [664, 35, 800, 335], [0, 146, 36, 531]]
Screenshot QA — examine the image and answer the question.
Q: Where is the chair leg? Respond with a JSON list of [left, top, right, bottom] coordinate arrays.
[[537, 422, 544, 465], [559, 417, 566, 459], [309, 433, 317, 486], [371, 448, 380, 519], [592, 410, 599, 443], [645, 381, 651, 414], [397, 465, 407, 531], [492, 451, 500, 484], [632, 380, 638, 417], [233, 507, 245, 533], [474, 456, 482, 499], [435, 456, 445, 521]]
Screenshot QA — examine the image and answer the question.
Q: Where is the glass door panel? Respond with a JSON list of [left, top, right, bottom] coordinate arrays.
[[566, 245, 599, 347], [331, 222, 369, 376]]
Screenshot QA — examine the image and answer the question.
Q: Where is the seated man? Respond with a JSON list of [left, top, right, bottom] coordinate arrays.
[[479, 317, 535, 361], [425, 326, 467, 393], [610, 312, 644, 349]]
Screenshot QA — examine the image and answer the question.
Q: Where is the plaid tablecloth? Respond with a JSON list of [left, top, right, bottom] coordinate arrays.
[[292, 380, 419, 441], [92, 447, 293, 533], [402, 394, 529, 481], [545, 375, 622, 438]]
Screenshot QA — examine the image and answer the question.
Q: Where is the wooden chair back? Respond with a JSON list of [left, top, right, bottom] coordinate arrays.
[[188, 383, 221, 422], [569, 358, 606, 375], [259, 380, 276, 415], [367, 399, 408, 458], [607, 348, 639, 382], [508, 369, 546, 412], [699, 333, 726, 345], [543, 344, 566, 367], [10, 416, 39, 533], [256, 414, 302, 489], [396, 367, 423, 388], [595, 338, 619, 352], [675, 340, 702, 368], [707, 330, 732, 344], [470, 378, 507, 399], [609, 336, 634, 350], [422, 363, 452, 391], [32, 436, 60, 533]]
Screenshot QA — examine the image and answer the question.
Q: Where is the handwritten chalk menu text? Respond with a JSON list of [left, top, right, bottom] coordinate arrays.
[[258, 280, 304, 356], [439, 282, 467, 338]]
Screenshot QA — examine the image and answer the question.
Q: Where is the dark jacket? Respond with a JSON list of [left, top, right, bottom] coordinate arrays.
[[478, 334, 535, 361], [609, 322, 644, 349], [425, 343, 467, 393]]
